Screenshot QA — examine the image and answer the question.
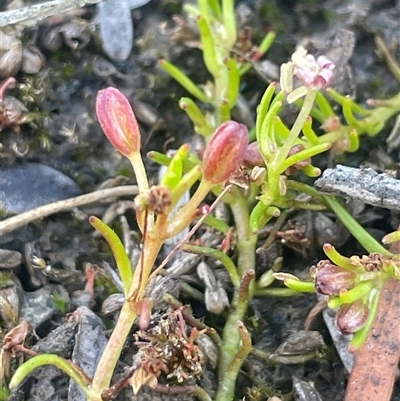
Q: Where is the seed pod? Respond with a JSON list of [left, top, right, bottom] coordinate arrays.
[[315, 263, 356, 296], [336, 299, 369, 335], [202, 121, 248, 184]]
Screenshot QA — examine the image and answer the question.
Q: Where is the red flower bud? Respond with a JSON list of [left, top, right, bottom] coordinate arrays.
[[315, 262, 356, 296], [96, 87, 140, 156], [336, 299, 369, 335], [202, 121, 248, 184]]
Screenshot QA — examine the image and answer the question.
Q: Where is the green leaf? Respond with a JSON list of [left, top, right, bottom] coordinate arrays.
[[160, 144, 190, 189], [258, 100, 282, 162], [315, 91, 335, 118], [278, 142, 331, 174], [198, 16, 223, 78], [255, 83, 277, 137], [179, 97, 214, 136], [9, 355, 91, 397], [225, 58, 240, 108], [89, 216, 132, 296], [159, 60, 210, 103], [222, 0, 236, 47], [321, 196, 392, 256], [183, 243, 240, 288]]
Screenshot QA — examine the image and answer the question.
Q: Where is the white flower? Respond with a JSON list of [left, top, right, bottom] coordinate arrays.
[[280, 47, 335, 103]]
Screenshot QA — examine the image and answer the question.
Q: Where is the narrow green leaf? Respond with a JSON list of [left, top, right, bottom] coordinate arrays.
[[183, 243, 240, 288], [274, 116, 290, 142], [159, 60, 210, 103], [278, 142, 331, 174], [323, 244, 358, 270], [160, 144, 190, 189], [89, 216, 132, 296], [147, 150, 172, 166], [315, 91, 335, 118], [301, 116, 319, 145], [202, 214, 230, 234], [255, 83, 277, 137], [179, 97, 214, 136], [198, 16, 224, 78], [208, 0, 222, 19], [327, 88, 370, 115], [339, 282, 374, 304], [9, 355, 91, 396], [343, 97, 363, 131], [225, 58, 240, 108], [322, 196, 392, 255], [348, 129, 359, 152], [258, 100, 282, 161], [170, 165, 202, 206], [222, 0, 236, 47]]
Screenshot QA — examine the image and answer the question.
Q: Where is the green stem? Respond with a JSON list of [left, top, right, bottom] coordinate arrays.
[[90, 303, 137, 393], [215, 322, 252, 401], [128, 152, 149, 193], [229, 195, 257, 279], [215, 195, 257, 401], [271, 89, 317, 170], [166, 179, 213, 237], [216, 273, 254, 401], [92, 235, 163, 393]]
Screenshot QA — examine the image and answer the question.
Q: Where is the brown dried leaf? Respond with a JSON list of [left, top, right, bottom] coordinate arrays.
[[129, 366, 158, 394]]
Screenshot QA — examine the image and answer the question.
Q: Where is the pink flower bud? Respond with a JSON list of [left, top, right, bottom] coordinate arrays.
[[315, 262, 356, 296], [336, 299, 369, 335], [96, 87, 140, 156], [244, 142, 265, 167], [202, 121, 248, 184]]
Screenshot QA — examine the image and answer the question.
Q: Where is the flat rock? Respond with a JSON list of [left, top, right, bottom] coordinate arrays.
[[0, 163, 82, 215]]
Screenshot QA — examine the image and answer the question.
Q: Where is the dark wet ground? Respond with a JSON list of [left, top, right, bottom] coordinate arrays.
[[0, 0, 399, 400]]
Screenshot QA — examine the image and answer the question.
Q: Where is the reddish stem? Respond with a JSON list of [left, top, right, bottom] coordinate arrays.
[[0, 77, 16, 100], [344, 278, 400, 401]]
